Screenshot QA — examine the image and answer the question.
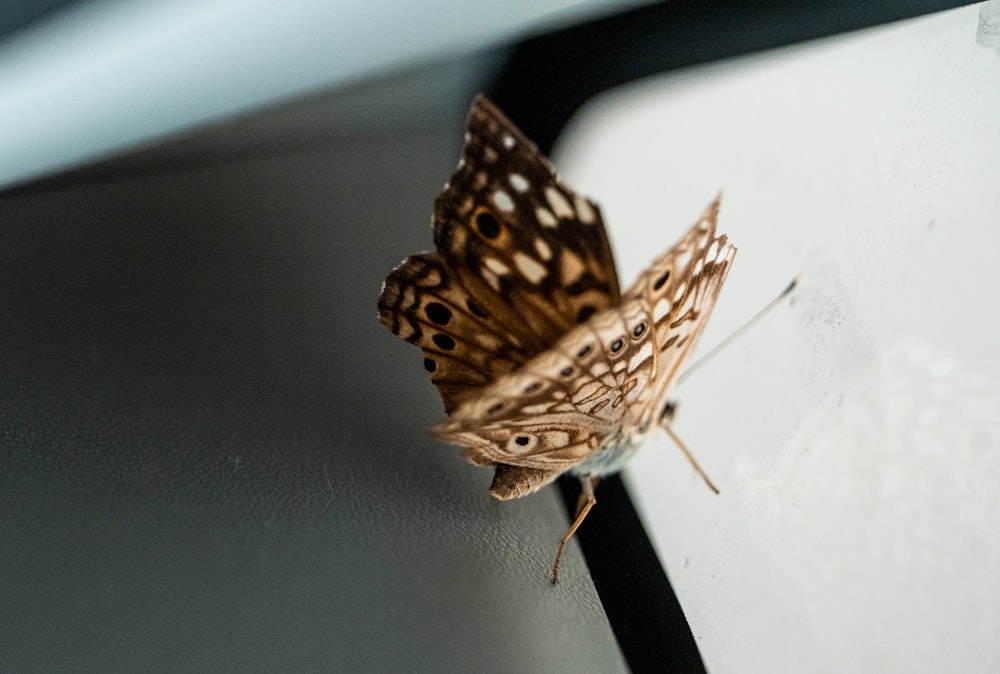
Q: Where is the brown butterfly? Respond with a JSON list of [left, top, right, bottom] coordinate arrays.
[[378, 96, 735, 583]]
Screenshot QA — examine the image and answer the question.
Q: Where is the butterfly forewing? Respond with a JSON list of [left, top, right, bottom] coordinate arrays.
[[619, 197, 737, 431], [435, 97, 621, 340], [378, 96, 621, 413]]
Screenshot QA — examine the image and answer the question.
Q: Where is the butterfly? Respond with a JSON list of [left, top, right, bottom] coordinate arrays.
[[378, 96, 736, 583]]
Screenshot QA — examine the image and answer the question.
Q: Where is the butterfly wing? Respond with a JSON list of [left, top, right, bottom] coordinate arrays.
[[430, 300, 643, 496], [432, 198, 736, 497], [620, 197, 736, 432], [378, 96, 621, 414]]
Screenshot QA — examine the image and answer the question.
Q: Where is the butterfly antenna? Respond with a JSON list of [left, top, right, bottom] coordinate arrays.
[[679, 273, 801, 384], [662, 424, 719, 494]]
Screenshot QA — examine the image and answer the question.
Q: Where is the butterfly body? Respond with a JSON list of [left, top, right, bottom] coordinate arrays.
[[569, 441, 640, 478], [378, 96, 735, 580]]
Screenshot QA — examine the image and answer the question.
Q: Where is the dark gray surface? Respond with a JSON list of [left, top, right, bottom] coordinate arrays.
[[0, 68, 624, 672], [0, 0, 77, 40]]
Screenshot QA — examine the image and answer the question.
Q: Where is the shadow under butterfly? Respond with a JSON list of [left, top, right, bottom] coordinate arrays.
[[378, 96, 735, 583]]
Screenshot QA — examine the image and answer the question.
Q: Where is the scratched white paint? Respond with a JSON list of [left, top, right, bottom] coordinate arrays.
[[557, 5, 1000, 673]]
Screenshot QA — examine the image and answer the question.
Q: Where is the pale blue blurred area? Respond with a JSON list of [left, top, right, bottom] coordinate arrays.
[[0, 0, 644, 189]]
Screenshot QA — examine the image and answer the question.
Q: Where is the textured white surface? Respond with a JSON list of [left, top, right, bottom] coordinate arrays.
[[556, 4, 1000, 672]]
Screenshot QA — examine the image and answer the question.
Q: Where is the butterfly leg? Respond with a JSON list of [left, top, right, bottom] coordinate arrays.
[[551, 475, 598, 584], [661, 423, 720, 495]]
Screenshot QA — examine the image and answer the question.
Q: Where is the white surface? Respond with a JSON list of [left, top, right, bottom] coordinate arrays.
[[0, 0, 647, 189], [556, 4, 1000, 673]]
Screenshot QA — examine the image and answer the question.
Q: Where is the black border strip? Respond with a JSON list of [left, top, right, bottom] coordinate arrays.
[[558, 475, 707, 673], [487, 2, 970, 672], [490, 0, 972, 151]]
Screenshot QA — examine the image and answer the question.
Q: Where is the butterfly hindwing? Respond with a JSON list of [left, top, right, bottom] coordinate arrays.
[[432, 296, 657, 470], [379, 252, 528, 411]]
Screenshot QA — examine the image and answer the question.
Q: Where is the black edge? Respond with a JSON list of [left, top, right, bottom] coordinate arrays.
[[559, 474, 707, 673], [489, 0, 972, 151]]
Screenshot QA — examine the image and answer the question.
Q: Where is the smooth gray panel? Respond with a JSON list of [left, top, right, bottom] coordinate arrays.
[[0, 81, 625, 672]]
